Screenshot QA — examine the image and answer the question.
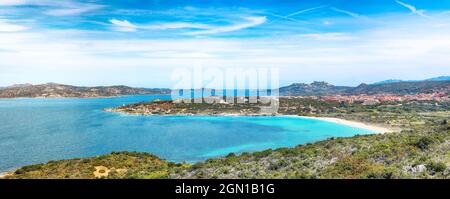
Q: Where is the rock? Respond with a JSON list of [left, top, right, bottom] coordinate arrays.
[[405, 164, 427, 174], [415, 164, 427, 173], [93, 166, 111, 178]]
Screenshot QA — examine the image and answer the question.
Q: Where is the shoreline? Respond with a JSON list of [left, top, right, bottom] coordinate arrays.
[[293, 115, 395, 134], [107, 109, 395, 134]]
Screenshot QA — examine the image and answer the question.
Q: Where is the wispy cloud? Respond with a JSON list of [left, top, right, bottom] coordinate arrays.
[[109, 19, 137, 32], [269, 5, 326, 23], [110, 16, 267, 35], [438, 11, 450, 16], [266, 12, 306, 24], [297, 33, 356, 41], [0, 0, 26, 6], [0, 19, 28, 32], [109, 19, 211, 32], [286, 6, 326, 18], [395, 1, 432, 19], [1, 1, 450, 86], [331, 7, 368, 19], [2, 19, 450, 86], [185, 16, 267, 35], [331, 7, 362, 18], [145, 22, 211, 30], [0, 0, 104, 16], [331, 7, 379, 23], [44, 4, 104, 16]]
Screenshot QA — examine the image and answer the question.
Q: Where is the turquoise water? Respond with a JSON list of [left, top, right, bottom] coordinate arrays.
[[0, 95, 374, 172]]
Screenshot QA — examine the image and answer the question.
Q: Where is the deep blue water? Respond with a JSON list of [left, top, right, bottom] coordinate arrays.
[[0, 95, 374, 172]]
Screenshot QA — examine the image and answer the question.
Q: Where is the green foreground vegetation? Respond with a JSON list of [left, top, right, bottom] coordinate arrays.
[[4, 99, 450, 179]]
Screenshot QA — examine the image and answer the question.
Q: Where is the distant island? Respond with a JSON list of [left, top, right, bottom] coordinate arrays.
[[279, 80, 450, 96], [0, 83, 171, 98], [370, 76, 450, 85], [1, 78, 448, 98]]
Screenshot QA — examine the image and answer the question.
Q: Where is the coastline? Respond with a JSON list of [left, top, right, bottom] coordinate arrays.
[[294, 115, 395, 134], [107, 107, 395, 134]]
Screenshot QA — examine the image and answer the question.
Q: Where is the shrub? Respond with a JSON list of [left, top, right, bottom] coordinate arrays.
[[414, 137, 434, 150], [426, 162, 447, 174], [14, 164, 43, 174], [226, 153, 236, 158]]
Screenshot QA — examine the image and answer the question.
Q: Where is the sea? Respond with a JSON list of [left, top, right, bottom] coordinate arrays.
[[0, 95, 374, 172]]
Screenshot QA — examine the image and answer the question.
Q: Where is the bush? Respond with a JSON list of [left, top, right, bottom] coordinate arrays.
[[14, 164, 43, 174], [414, 137, 434, 150], [226, 153, 236, 158], [426, 162, 447, 174]]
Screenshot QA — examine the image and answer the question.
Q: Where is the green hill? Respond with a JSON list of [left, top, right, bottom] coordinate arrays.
[[0, 83, 171, 98], [280, 80, 450, 96]]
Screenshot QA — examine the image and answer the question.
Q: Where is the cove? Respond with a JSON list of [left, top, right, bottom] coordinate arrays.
[[0, 95, 374, 172]]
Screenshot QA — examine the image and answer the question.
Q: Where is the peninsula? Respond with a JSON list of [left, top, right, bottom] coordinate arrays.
[[0, 83, 170, 98]]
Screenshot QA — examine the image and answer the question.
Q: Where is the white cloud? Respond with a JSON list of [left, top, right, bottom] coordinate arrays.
[[0, 0, 68, 7], [44, 4, 104, 16], [287, 6, 325, 17], [185, 16, 267, 35], [109, 19, 137, 32], [1, 14, 450, 86], [331, 7, 363, 18], [297, 33, 356, 41], [269, 5, 326, 23], [0, 0, 26, 6], [109, 19, 211, 32], [0, 19, 28, 32], [109, 16, 266, 34], [331, 7, 379, 23], [0, 0, 104, 16], [395, 1, 432, 19], [145, 22, 211, 30]]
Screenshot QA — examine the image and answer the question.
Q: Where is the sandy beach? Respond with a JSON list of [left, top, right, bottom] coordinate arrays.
[[293, 116, 395, 134]]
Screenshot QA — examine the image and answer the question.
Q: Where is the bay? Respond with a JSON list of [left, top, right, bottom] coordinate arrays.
[[0, 95, 373, 172]]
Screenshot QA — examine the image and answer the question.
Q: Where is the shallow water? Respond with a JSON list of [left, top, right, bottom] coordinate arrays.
[[0, 95, 374, 172]]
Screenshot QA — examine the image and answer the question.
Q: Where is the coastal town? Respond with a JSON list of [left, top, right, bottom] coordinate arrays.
[[317, 91, 449, 104]]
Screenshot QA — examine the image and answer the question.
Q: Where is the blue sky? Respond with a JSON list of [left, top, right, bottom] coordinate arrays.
[[0, 0, 450, 87]]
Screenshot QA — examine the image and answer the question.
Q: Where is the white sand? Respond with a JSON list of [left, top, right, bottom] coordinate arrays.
[[292, 116, 395, 134]]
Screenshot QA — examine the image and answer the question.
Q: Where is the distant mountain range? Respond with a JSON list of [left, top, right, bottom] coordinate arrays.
[[0, 83, 171, 98], [371, 76, 450, 85], [1, 76, 449, 98], [279, 81, 352, 96], [279, 79, 450, 96]]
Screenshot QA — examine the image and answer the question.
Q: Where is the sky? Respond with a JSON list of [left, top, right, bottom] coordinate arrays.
[[0, 0, 450, 87]]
